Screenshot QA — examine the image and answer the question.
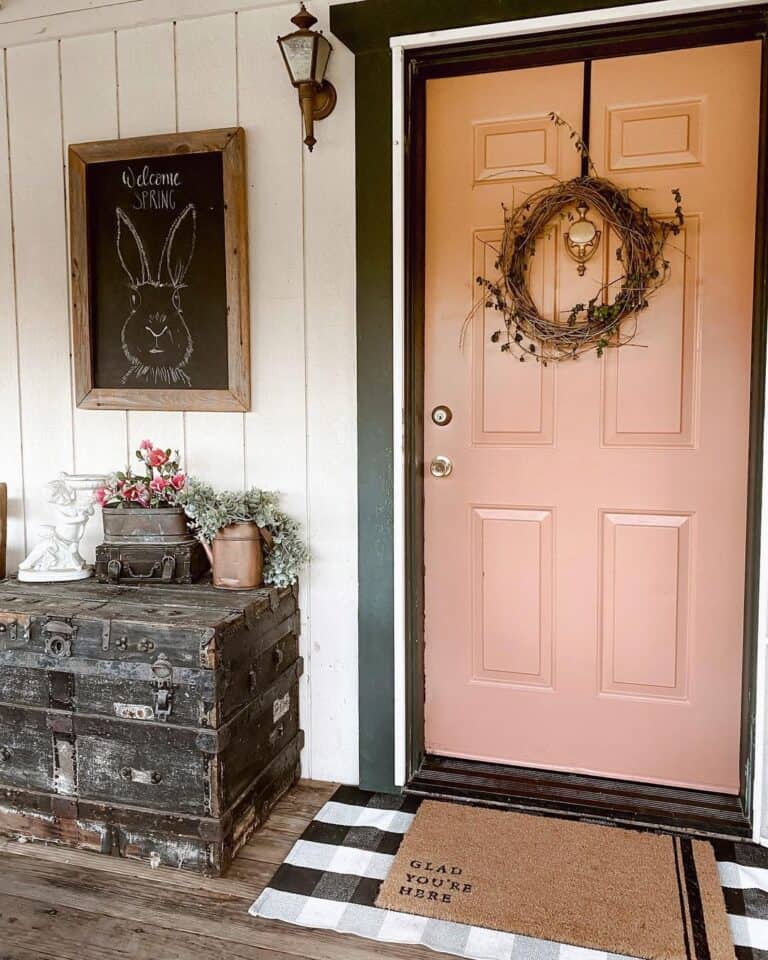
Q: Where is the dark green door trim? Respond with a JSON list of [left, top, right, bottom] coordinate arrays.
[[351, 44, 397, 795], [330, 0, 765, 796]]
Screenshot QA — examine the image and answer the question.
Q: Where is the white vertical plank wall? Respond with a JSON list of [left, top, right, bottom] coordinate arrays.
[[60, 31, 126, 562], [0, 0, 359, 783], [117, 22, 186, 459], [302, 4, 358, 783], [238, 4, 313, 772], [175, 13, 245, 490], [6, 42, 73, 550], [0, 52, 25, 571]]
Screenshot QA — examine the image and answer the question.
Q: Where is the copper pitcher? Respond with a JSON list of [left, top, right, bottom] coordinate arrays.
[[203, 522, 264, 590]]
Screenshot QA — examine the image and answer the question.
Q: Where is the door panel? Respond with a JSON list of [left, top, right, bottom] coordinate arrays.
[[599, 510, 692, 700], [471, 506, 554, 688], [423, 43, 761, 792], [473, 228, 557, 443], [603, 217, 700, 445]]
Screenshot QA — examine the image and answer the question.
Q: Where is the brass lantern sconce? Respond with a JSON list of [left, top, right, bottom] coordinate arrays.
[[278, 3, 337, 152]]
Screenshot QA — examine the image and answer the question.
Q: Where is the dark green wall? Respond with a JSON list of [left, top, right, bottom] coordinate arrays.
[[330, 0, 669, 794], [332, 0, 655, 53]]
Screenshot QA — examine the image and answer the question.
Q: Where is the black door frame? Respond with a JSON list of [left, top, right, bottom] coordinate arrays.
[[400, 5, 768, 837]]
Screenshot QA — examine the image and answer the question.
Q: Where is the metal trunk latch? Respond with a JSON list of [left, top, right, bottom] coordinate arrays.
[[42, 619, 78, 657], [151, 653, 174, 722], [0, 619, 18, 646]]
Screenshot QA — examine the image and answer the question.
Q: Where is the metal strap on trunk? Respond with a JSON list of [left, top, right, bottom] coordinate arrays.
[[151, 653, 174, 721]]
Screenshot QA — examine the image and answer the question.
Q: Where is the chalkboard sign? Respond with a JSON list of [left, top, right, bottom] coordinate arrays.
[[69, 128, 250, 412]]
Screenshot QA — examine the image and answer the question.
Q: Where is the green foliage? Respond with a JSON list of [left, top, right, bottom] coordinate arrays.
[[177, 479, 309, 588]]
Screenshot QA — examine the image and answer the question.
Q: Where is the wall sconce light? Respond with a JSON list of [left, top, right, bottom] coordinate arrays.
[[277, 3, 337, 152]]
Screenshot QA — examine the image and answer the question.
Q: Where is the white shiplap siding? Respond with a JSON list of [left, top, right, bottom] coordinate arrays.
[[0, 0, 358, 785]]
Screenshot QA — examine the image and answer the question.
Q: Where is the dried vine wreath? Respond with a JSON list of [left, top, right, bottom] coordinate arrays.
[[476, 114, 685, 363]]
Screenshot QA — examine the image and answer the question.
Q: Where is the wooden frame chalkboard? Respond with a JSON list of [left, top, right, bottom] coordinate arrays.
[[69, 128, 249, 411]]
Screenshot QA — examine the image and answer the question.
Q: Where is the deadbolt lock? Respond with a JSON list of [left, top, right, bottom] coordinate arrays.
[[431, 405, 453, 426], [430, 456, 453, 478]]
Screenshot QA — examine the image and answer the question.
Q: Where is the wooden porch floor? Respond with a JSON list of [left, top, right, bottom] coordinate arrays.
[[0, 780, 440, 960]]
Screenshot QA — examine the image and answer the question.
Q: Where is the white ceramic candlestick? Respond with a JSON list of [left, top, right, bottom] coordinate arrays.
[[18, 473, 107, 582]]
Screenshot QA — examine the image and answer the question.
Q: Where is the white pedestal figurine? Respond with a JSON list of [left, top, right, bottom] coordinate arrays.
[[18, 473, 107, 583]]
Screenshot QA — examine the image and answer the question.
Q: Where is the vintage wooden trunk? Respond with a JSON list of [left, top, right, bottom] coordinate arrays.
[[0, 577, 302, 875]]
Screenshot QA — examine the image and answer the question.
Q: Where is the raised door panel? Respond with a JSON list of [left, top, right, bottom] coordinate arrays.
[[472, 507, 553, 688], [602, 218, 700, 446], [600, 511, 691, 700], [608, 100, 703, 171], [474, 115, 560, 183], [472, 228, 555, 444]]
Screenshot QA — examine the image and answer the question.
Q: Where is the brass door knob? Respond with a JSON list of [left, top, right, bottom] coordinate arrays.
[[430, 456, 453, 478]]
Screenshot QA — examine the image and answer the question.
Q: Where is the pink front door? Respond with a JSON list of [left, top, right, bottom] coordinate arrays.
[[423, 42, 761, 792]]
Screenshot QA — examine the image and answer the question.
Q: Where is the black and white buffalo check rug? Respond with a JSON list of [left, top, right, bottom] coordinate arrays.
[[249, 786, 768, 960]]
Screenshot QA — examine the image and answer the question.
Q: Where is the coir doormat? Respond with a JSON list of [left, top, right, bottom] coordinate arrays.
[[376, 799, 733, 960]]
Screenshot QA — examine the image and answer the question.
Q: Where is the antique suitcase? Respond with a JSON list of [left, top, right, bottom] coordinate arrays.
[[0, 577, 302, 875], [94, 539, 210, 585]]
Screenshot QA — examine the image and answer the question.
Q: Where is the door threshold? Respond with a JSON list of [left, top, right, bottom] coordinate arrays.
[[405, 754, 751, 839]]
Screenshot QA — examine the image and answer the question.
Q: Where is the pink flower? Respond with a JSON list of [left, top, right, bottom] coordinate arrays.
[[122, 484, 140, 502], [95, 488, 108, 506], [150, 477, 168, 493], [137, 487, 151, 506], [140, 439, 153, 451], [146, 448, 169, 468], [170, 472, 186, 491]]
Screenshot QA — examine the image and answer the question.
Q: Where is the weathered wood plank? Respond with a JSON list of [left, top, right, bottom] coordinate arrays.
[[0, 890, 297, 960], [0, 852, 443, 960], [266, 779, 338, 816], [0, 780, 431, 960], [0, 577, 295, 619], [0, 942, 64, 960], [0, 840, 276, 911], [237, 827, 302, 865]]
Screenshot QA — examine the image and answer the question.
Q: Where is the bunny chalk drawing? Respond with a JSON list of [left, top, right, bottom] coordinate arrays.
[[116, 203, 197, 387]]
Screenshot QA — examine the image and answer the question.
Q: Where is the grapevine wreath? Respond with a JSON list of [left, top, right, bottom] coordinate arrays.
[[475, 114, 685, 364]]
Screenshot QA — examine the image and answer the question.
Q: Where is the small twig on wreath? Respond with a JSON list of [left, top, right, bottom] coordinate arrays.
[[469, 112, 685, 364], [548, 112, 598, 176]]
